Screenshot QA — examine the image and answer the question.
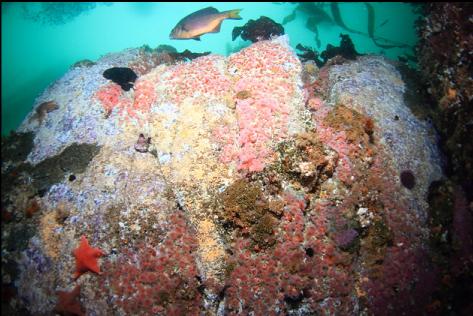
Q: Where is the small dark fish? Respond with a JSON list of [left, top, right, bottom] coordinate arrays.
[[29, 101, 59, 125], [169, 49, 211, 62], [134, 133, 151, 153], [365, 3, 410, 49], [170, 7, 242, 41], [103, 67, 137, 91]]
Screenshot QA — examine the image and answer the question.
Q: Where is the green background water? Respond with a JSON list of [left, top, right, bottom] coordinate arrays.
[[1, 2, 420, 136]]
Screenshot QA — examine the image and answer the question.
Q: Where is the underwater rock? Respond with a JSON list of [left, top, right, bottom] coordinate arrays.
[[128, 47, 176, 76], [1, 131, 35, 163], [333, 228, 359, 251], [232, 16, 284, 42], [129, 46, 211, 76], [29, 143, 101, 194], [1, 131, 35, 201], [53, 285, 84, 316], [102, 67, 138, 91], [1, 142, 101, 200], [5, 35, 446, 315], [327, 55, 443, 217], [417, 4, 473, 314], [71, 59, 96, 69], [418, 3, 473, 193], [154, 44, 178, 54]]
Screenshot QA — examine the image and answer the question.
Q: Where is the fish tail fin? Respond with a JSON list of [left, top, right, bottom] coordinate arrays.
[[224, 9, 242, 20]]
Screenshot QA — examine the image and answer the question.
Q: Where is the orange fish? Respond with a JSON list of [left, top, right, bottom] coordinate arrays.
[[170, 7, 242, 41]]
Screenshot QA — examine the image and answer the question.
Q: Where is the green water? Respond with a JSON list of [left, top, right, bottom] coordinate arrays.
[[1, 2, 420, 136]]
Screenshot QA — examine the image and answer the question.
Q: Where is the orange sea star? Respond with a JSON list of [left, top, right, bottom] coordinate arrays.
[[54, 285, 84, 316], [73, 235, 104, 279]]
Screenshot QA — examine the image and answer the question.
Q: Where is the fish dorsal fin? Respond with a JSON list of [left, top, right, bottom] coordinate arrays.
[[187, 6, 219, 18]]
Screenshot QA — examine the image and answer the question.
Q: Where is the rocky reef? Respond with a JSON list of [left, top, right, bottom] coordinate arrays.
[[417, 3, 473, 188], [416, 3, 473, 315], [1, 35, 447, 315]]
